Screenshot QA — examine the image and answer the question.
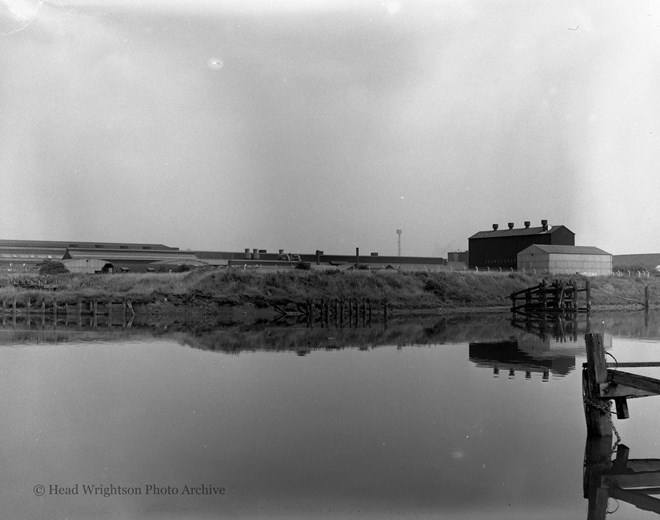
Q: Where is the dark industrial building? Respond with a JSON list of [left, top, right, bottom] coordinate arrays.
[[468, 220, 575, 270]]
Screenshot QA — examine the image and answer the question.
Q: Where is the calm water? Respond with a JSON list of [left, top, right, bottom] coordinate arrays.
[[3, 312, 660, 519]]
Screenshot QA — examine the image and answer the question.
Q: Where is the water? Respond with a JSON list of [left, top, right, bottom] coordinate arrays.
[[3, 312, 660, 519]]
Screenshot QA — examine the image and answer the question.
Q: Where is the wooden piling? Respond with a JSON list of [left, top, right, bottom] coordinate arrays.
[[583, 333, 612, 438]]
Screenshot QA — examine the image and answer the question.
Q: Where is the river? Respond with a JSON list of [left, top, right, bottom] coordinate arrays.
[[3, 311, 660, 519]]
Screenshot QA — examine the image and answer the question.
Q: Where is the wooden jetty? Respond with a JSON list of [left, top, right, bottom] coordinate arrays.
[[0, 296, 135, 328], [583, 332, 660, 438], [510, 279, 590, 319], [275, 298, 388, 328]]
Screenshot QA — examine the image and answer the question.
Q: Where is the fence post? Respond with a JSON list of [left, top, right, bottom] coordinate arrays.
[[583, 333, 612, 438]]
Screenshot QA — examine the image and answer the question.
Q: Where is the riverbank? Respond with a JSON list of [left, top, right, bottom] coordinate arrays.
[[0, 268, 658, 318]]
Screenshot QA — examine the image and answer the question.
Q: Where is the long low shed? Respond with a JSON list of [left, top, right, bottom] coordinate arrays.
[[517, 245, 612, 276]]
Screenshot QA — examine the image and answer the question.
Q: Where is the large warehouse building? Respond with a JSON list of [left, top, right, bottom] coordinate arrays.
[[517, 245, 612, 276], [468, 220, 575, 270]]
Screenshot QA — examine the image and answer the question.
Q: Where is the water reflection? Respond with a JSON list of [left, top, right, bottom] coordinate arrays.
[[469, 340, 575, 379], [4, 310, 660, 519], [585, 439, 660, 518]]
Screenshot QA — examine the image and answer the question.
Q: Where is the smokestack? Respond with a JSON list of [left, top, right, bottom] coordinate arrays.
[[492, 224, 499, 231], [508, 222, 514, 229], [524, 221, 530, 228], [541, 219, 548, 231]]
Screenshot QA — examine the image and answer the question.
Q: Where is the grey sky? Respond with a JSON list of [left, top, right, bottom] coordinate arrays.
[[1, 0, 658, 256]]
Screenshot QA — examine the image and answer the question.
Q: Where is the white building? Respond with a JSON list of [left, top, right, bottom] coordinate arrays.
[[517, 245, 612, 276]]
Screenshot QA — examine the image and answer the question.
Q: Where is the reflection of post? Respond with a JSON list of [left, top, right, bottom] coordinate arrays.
[[584, 437, 615, 520], [584, 440, 660, 519]]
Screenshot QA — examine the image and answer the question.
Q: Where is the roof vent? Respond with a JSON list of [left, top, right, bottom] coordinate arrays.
[[508, 222, 514, 229], [492, 224, 498, 231], [524, 221, 530, 228]]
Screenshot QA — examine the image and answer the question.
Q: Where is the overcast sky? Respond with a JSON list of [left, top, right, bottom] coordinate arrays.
[[1, 0, 658, 256]]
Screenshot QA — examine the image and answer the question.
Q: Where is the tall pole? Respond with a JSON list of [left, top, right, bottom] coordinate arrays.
[[396, 229, 402, 257]]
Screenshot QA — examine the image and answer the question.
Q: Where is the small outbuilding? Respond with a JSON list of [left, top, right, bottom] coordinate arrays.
[[63, 258, 115, 274], [517, 245, 612, 276]]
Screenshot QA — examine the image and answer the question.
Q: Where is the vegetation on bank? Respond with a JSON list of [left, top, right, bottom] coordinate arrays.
[[0, 268, 658, 313]]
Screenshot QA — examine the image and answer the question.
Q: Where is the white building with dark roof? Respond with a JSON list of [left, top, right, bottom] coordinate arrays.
[[517, 244, 612, 276]]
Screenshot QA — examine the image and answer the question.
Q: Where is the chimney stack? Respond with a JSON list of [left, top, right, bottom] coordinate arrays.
[[492, 224, 499, 231], [541, 219, 548, 231], [508, 222, 514, 229], [524, 221, 530, 228]]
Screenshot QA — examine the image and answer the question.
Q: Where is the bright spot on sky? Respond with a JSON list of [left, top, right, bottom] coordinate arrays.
[[384, 1, 400, 15], [3, 0, 41, 20], [207, 58, 224, 70]]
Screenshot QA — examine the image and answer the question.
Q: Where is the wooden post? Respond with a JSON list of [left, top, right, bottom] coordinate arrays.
[[584, 333, 612, 437], [645, 286, 650, 311], [586, 279, 591, 313]]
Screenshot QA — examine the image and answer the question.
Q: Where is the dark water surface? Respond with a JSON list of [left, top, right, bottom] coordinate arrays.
[[3, 312, 660, 519]]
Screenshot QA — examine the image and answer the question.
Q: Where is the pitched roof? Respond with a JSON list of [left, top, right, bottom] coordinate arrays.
[[469, 225, 573, 240], [519, 245, 611, 256]]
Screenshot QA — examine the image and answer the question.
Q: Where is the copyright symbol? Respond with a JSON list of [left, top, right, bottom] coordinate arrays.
[[33, 484, 45, 496]]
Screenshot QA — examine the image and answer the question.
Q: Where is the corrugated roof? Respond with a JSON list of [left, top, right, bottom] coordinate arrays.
[[469, 225, 573, 239], [519, 245, 611, 256], [64, 249, 199, 262], [0, 239, 178, 251]]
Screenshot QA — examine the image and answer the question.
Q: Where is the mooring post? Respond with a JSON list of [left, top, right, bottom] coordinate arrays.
[[583, 333, 612, 437]]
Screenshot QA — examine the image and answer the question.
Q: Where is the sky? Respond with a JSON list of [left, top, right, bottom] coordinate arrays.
[[1, 0, 659, 256]]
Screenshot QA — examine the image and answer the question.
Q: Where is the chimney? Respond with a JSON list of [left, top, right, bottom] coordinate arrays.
[[541, 219, 548, 231], [492, 224, 499, 231], [508, 222, 514, 229], [524, 221, 530, 228]]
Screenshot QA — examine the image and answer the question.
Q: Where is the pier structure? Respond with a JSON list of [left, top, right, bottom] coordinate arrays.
[[275, 298, 388, 328], [0, 296, 135, 328], [510, 279, 590, 320]]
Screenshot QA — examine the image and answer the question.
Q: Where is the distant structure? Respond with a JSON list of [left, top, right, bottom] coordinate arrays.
[[447, 251, 468, 266], [468, 220, 575, 270], [0, 240, 447, 273], [613, 254, 660, 270], [396, 229, 402, 257]]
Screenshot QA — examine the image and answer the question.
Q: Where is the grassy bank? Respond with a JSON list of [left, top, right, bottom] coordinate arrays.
[[1, 268, 658, 315]]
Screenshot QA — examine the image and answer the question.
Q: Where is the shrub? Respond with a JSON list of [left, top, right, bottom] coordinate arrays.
[[38, 260, 69, 275]]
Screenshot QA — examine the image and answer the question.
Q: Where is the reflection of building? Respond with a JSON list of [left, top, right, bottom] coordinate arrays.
[[517, 245, 612, 276], [469, 340, 576, 380], [468, 220, 574, 270]]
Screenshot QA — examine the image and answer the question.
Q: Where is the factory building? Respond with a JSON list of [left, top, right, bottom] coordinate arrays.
[[468, 220, 575, 270], [517, 245, 612, 276]]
